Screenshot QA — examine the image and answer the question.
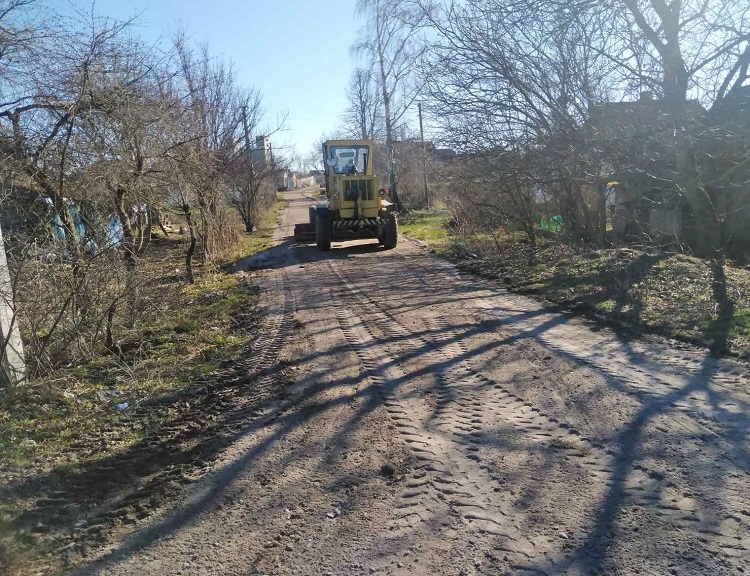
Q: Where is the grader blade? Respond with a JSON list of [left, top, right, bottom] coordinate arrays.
[[293, 223, 315, 242]]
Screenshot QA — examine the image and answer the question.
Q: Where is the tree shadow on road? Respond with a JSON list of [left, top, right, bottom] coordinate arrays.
[[60, 237, 750, 576], [464, 297, 748, 574]]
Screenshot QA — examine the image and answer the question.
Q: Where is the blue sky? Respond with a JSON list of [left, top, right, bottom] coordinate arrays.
[[60, 0, 363, 161]]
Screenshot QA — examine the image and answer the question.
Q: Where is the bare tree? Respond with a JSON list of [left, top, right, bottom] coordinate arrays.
[[303, 146, 324, 174], [0, 10, 157, 367], [0, 0, 41, 91], [420, 0, 613, 244], [169, 32, 264, 269], [0, 0, 40, 388], [228, 130, 283, 233], [355, 0, 430, 210], [596, 0, 750, 259], [343, 67, 382, 140], [0, 6, 277, 372], [598, 0, 750, 354]]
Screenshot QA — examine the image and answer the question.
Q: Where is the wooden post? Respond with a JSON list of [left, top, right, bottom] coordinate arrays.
[[0, 222, 25, 388]]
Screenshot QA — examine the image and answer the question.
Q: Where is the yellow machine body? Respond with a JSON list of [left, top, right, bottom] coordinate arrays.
[[293, 138, 398, 251]]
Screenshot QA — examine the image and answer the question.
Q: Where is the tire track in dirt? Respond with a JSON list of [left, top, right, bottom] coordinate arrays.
[[247, 272, 296, 372], [331, 256, 750, 573], [330, 261, 567, 573], [222, 266, 393, 576], [398, 240, 750, 396], [357, 246, 750, 474], [334, 304, 541, 573], [473, 301, 750, 471], [73, 264, 395, 576], [424, 316, 750, 563], [421, 245, 750, 451], [389, 246, 750, 494]]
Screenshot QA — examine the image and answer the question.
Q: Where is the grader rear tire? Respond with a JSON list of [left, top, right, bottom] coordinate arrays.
[[316, 213, 332, 251], [383, 215, 398, 249]]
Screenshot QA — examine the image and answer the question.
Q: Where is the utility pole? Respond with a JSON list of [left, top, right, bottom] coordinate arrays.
[[0, 222, 25, 389], [418, 102, 429, 208], [241, 105, 252, 154], [241, 105, 257, 179]]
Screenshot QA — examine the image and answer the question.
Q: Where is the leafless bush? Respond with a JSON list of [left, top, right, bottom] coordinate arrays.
[[0, 7, 276, 382], [415, 0, 750, 260]]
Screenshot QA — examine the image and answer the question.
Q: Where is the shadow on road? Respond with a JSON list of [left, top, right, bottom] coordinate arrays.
[[227, 232, 391, 274], [63, 220, 748, 576]]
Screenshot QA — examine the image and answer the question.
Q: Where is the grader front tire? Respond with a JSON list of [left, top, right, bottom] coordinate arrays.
[[383, 215, 398, 250], [316, 213, 332, 251]]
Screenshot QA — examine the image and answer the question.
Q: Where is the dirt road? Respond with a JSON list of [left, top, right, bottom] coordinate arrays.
[[75, 188, 750, 575]]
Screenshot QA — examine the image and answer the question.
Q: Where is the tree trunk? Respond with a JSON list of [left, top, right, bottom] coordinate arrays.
[[656, 23, 721, 259], [150, 207, 171, 237], [40, 181, 87, 314], [105, 299, 117, 353], [243, 183, 255, 232], [667, 98, 722, 259], [140, 208, 153, 254], [113, 187, 137, 272], [377, 46, 403, 211], [244, 213, 254, 233], [198, 198, 210, 264], [597, 180, 607, 247], [183, 203, 197, 284], [112, 186, 140, 327]]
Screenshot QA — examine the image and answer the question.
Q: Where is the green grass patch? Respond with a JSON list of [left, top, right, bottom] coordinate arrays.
[[595, 299, 617, 313], [399, 210, 453, 249], [705, 307, 750, 344]]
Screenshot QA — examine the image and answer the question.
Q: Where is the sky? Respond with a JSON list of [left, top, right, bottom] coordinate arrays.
[[59, 0, 364, 162]]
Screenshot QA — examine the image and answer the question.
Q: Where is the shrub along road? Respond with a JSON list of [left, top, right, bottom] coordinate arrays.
[[72, 188, 749, 576]]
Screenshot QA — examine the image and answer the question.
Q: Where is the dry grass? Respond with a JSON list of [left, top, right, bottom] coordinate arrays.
[[0, 201, 283, 574], [399, 212, 750, 356], [451, 234, 750, 356]]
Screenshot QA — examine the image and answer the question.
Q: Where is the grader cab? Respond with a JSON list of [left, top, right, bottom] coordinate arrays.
[[293, 139, 398, 251]]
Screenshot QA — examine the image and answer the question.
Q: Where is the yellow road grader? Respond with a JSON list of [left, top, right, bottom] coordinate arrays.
[[293, 139, 398, 251]]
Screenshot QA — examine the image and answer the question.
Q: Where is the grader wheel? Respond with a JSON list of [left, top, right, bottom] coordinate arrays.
[[383, 215, 398, 250], [316, 213, 332, 251]]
